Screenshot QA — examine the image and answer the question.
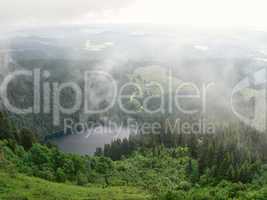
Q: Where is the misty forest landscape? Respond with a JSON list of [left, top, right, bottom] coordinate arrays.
[[1, 1, 267, 200]]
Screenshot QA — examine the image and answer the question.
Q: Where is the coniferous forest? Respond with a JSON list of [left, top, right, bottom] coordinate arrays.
[[1, 110, 267, 199]]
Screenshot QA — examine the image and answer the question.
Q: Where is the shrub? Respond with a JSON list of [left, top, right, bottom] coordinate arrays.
[[177, 181, 192, 191], [77, 172, 88, 186], [56, 168, 66, 182]]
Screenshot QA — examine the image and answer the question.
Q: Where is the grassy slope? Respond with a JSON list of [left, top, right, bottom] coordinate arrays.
[[0, 172, 150, 200]]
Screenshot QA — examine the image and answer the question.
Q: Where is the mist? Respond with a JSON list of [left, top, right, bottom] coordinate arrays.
[[0, 24, 266, 154]]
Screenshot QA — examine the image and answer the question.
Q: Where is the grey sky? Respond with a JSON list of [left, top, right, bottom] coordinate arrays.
[[0, 0, 267, 29], [0, 0, 134, 25]]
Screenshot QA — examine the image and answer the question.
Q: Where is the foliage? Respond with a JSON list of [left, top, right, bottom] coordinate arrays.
[[1, 111, 267, 199]]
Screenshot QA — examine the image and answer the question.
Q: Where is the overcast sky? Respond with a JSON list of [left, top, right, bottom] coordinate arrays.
[[1, 0, 267, 30]]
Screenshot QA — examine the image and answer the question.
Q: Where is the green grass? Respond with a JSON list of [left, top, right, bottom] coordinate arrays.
[[0, 172, 150, 200]]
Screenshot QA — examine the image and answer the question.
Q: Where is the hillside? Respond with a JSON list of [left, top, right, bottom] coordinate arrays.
[[0, 172, 150, 200]]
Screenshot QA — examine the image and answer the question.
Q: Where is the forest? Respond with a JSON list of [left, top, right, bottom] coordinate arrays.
[[1, 111, 267, 200]]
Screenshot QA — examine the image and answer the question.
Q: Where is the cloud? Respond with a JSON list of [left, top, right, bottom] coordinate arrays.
[[84, 40, 114, 51], [0, 0, 134, 25]]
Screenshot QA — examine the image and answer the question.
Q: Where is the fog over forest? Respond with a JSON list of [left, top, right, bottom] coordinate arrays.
[[0, 25, 266, 154]]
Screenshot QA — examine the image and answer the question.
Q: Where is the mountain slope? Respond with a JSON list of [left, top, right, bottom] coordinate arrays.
[[0, 172, 150, 200]]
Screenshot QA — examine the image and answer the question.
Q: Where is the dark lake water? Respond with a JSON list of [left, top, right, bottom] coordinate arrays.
[[50, 127, 131, 155]]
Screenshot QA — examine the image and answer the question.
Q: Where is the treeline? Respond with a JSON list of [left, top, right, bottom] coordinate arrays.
[[0, 140, 115, 186], [1, 140, 267, 200], [0, 111, 113, 186], [100, 124, 267, 183], [0, 112, 37, 151], [1, 110, 267, 199]]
